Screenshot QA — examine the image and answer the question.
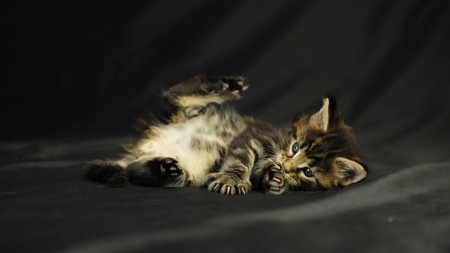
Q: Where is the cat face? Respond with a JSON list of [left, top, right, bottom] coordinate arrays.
[[281, 97, 367, 191]]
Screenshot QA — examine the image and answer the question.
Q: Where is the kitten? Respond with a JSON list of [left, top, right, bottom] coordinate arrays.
[[85, 76, 367, 195]]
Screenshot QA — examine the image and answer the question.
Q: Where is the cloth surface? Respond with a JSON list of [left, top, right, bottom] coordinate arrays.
[[1, 1, 450, 252]]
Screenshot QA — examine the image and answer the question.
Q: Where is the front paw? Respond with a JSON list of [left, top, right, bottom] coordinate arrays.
[[262, 161, 287, 195], [206, 172, 251, 195]]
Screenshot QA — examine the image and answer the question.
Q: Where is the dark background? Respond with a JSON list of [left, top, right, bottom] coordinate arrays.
[[1, 1, 450, 252]]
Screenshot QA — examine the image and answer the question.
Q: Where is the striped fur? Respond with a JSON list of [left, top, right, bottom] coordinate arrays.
[[85, 76, 367, 195]]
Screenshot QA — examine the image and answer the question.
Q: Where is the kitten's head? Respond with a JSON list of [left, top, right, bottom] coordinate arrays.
[[281, 97, 367, 191]]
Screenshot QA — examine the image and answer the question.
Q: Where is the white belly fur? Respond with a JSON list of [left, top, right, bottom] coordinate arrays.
[[137, 115, 223, 186]]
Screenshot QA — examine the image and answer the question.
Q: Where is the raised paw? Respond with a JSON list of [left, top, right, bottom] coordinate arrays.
[[219, 76, 249, 94], [262, 160, 287, 195], [206, 172, 251, 195], [203, 76, 249, 100]]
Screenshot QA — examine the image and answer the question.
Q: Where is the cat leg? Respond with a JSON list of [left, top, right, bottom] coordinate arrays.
[[126, 157, 187, 187], [164, 76, 248, 118], [206, 148, 254, 195], [84, 160, 128, 187], [85, 156, 187, 187]]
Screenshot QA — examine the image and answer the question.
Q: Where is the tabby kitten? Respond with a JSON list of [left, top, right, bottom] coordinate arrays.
[[86, 76, 367, 195]]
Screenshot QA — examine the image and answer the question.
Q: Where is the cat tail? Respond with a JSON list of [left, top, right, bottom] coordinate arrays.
[[84, 160, 128, 187]]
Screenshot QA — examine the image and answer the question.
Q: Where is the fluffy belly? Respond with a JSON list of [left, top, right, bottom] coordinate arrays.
[[138, 117, 223, 186]]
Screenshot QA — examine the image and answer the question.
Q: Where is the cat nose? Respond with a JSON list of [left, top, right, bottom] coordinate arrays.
[[282, 161, 294, 172]]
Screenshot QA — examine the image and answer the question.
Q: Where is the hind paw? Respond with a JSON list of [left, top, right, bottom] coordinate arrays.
[[158, 158, 182, 179], [205, 76, 248, 100], [219, 76, 248, 94], [126, 157, 183, 186]]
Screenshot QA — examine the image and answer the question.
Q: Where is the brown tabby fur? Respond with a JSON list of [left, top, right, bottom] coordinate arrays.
[[85, 76, 367, 195]]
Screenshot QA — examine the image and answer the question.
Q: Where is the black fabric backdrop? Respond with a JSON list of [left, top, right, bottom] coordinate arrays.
[[1, 1, 450, 252]]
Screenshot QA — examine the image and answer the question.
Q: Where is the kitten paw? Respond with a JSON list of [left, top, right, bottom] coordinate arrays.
[[206, 173, 251, 195], [126, 157, 183, 186], [206, 76, 248, 99], [219, 76, 248, 94], [158, 158, 182, 179], [262, 160, 287, 195]]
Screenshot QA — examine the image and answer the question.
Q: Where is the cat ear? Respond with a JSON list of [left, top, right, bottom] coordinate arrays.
[[334, 157, 367, 186], [309, 98, 330, 131]]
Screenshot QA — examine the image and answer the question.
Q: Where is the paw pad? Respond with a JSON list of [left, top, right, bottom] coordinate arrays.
[[220, 77, 248, 94], [159, 158, 182, 179], [262, 160, 286, 194]]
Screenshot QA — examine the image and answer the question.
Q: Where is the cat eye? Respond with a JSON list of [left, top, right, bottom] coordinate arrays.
[[292, 142, 300, 154], [303, 167, 314, 177]]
